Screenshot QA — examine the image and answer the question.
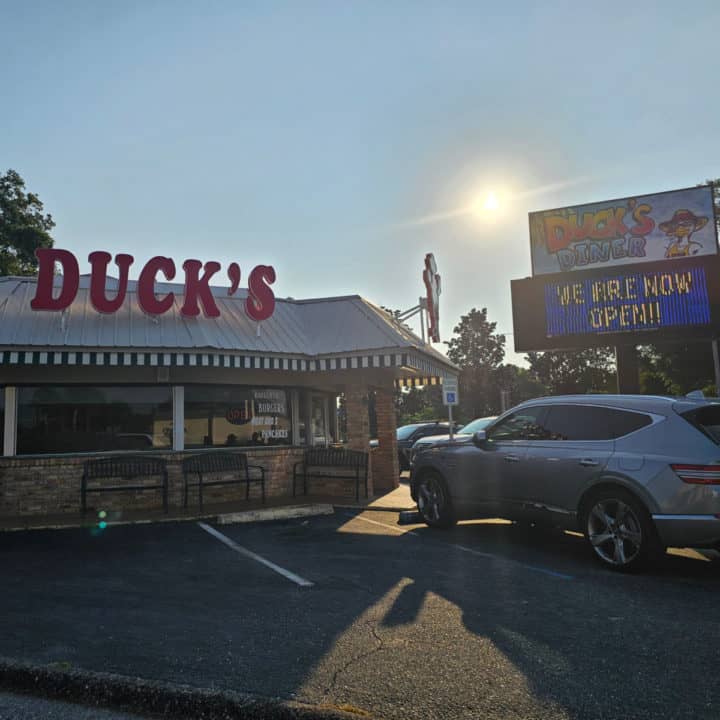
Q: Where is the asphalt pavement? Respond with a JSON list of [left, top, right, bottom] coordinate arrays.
[[0, 692, 149, 719], [1, 509, 719, 719]]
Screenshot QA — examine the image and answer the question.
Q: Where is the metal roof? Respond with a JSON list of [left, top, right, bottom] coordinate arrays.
[[0, 276, 457, 378]]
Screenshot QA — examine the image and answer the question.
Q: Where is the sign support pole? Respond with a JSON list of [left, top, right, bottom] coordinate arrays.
[[712, 339, 720, 396], [448, 404, 454, 442], [615, 345, 640, 394]]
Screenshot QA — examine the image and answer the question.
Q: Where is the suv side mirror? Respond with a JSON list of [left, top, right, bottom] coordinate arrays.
[[472, 430, 488, 447]]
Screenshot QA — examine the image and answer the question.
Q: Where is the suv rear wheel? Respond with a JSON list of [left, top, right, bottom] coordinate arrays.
[[416, 470, 456, 528], [583, 488, 659, 572]]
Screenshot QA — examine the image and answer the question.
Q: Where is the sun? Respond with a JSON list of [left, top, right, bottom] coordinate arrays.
[[483, 191, 499, 211], [470, 190, 502, 219]]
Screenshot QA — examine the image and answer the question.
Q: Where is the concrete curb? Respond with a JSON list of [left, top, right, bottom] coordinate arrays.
[[0, 658, 369, 719], [217, 504, 335, 525]]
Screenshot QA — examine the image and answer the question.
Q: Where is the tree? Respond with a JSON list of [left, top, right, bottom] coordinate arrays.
[[639, 342, 715, 396], [495, 364, 548, 408], [0, 169, 55, 276], [395, 385, 445, 426], [446, 307, 506, 419], [525, 347, 615, 395]]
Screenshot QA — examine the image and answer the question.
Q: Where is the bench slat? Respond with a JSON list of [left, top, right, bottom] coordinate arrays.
[[81, 455, 169, 515]]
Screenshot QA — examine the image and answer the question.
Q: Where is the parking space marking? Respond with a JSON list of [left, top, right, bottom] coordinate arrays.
[[197, 522, 314, 588], [342, 512, 574, 581], [349, 513, 420, 536], [452, 543, 574, 580]]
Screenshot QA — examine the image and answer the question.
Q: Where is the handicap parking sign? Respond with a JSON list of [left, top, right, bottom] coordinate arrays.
[[442, 375, 459, 406]]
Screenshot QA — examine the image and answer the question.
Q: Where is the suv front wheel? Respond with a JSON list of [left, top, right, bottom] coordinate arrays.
[[416, 470, 456, 528]]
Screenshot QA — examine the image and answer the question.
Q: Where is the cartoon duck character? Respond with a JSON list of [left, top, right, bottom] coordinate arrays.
[[659, 208, 709, 258]]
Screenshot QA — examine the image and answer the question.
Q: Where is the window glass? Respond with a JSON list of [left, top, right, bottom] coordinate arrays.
[[609, 409, 653, 437], [680, 405, 720, 444], [185, 386, 291, 448], [487, 407, 546, 441], [298, 391, 308, 445], [0, 388, 4, 454], [397, 425, 422, 441], [538, 405, 651, 441], [460, 416, 496, 434], [311, 395, 327, 446], [17, 386, 172, 455]]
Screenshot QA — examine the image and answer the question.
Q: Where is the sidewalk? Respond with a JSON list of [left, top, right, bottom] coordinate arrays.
[[0, 481, 415, 532]]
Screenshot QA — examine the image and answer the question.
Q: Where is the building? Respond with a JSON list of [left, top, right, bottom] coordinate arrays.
[[0, 273, 457, 521]]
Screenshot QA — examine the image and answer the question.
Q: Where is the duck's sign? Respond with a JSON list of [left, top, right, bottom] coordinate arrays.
[[529, 185, 718, 276], [30, 249, 277, 320]]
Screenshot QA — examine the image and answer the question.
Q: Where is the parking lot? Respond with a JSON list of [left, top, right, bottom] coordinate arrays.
[[2, 508, 719, 720]]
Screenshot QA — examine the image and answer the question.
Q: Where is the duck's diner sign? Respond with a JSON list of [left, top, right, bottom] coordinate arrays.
[[30, 249, 277, 321]]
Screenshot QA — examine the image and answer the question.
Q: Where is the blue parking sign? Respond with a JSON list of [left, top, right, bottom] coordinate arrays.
[[445, 392, 456, 404]]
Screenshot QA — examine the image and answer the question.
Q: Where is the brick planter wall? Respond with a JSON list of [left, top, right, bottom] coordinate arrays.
[[0, 446, 369, 520]]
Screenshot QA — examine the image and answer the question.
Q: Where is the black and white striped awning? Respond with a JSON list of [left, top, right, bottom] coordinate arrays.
[[0, 348, 456, 385]]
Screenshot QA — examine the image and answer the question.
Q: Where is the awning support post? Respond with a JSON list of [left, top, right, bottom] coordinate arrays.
[[3, 386, 17, 457], [172, 386, 185, 452]]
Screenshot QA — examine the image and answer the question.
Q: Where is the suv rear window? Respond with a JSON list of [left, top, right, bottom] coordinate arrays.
[[541, 405, 652, 441], [680, 405, 720, 444]]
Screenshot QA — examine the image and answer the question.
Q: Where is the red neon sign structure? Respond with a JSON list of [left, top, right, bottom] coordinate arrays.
[[423, 253, 441, 343], [30, 249, 277, 321]]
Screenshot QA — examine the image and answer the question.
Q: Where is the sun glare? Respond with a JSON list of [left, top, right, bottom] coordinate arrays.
[[483, 192, 499, 211], [470, 189, 504, 221]]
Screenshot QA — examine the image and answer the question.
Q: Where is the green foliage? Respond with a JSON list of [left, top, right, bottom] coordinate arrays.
[[639, 343, 714, 396], [446, 307, 507, 419], [525, 347, 615, 395], [396, 385, 445, 426], [0, 169, 55, 275], [495, 364, 548, 406]]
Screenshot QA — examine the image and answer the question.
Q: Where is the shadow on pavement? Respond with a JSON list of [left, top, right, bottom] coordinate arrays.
[[0, 511, 718, 719]]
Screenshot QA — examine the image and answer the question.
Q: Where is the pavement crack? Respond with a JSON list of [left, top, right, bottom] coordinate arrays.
[[323, 619, 385, 696]]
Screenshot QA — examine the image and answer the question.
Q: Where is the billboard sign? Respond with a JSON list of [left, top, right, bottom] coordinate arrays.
[[511, 256, 720, 352], [529, 185, 717, 276]]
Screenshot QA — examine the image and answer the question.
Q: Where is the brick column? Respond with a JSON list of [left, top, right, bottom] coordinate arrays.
[[345, 387, 373, 495], [372, 388, 399, 492], [345, 388, 369, 450]]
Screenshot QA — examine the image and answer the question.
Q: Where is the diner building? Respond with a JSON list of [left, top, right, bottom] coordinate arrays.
[[0, 274, 458, 521]]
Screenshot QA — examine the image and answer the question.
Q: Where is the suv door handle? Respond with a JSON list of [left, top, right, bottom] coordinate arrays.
[[579, 459, 599, 467], [504, 455, 520, 463]]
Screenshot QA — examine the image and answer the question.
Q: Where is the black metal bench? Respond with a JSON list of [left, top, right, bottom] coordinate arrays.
[[81, 455, 169, 515], [181, 451, 266, 509], [293, 448, 369, 501]]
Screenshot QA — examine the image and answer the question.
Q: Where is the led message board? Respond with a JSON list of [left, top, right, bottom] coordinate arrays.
[[511, 256, 720, 352]]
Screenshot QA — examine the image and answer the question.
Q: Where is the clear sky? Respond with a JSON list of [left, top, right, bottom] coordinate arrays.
[[2, 1, 719, 364]]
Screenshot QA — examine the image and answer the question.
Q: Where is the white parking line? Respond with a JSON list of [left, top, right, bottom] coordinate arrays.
[[349, 513, 419, 536], [197, 522, 314, 588], [343, 512, 574, 580]]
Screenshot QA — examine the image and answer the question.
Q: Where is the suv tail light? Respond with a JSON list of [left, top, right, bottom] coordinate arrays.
[[671, 464, 720, 484]]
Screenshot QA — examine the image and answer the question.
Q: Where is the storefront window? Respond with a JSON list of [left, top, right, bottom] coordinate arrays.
[[0, 388, 4, 454], [311, 394, 329, 446], [297, 391, 308, 445], [185, 386, 292, 448], [17, 386, 172, 455]]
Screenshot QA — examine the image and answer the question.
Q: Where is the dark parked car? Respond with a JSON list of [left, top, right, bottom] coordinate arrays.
[[396, 421, 462, 471], [410, 394, 720, 571], [408, 416, 497, 467]]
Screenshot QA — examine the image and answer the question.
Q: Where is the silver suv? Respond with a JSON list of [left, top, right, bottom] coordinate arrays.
[[410, 394, 720, 571]]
